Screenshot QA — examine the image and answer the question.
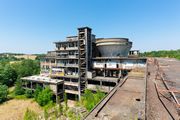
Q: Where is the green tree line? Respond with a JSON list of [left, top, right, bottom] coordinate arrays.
[[0, 59, 40, 103], [141, 49, 180, 60]]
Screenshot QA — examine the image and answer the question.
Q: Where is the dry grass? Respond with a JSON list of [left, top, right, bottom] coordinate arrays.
[[0, 99, 43, 120]]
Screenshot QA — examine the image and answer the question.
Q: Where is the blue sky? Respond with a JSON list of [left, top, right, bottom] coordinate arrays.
[[0, 0, 180, 54]]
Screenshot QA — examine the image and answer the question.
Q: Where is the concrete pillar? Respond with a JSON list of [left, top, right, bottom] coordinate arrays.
[[100, 80, 102, 89], [119, 70, 122, 78], [25, 81, 27, 88], [31, 81, 32, 89], [104, 69, 106, 77]]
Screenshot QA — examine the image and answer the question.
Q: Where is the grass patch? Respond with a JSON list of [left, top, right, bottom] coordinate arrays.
[[43, 101, 56, 110], [14, 95, 28, 100], [8, 89, 28, 100]]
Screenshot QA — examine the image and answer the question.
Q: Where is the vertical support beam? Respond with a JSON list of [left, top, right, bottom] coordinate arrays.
[[104, 60, 106, 77], [45, 59, 47, 71], [25, 81, 27, 88], [31, 81, 32, 89], [100, 80, 102, 89], [119, 70, 122, 78]]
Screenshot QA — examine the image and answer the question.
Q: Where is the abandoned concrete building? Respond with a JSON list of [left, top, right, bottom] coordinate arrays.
[[21, 27, 146, 101]]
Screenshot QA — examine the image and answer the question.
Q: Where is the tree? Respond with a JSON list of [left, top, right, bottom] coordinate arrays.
[[141, 49, 180, 60], [14, 79, 24, 95], [36, 87, 53, 106], [12, 59, 40, 78], [0, 84, 8, 103], [0, 64, 17, 86]]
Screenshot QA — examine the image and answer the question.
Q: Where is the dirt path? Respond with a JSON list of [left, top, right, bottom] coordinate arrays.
[[0, 99, 43, 120], [146, 60, 175, 120]]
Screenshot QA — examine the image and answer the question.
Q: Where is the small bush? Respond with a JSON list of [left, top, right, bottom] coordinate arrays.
[[14, 79, 24, 95], [82, 89, 105, 111], [34, 85, 42, 101], [25, 89, 33, 98], [36, 87, 53, 106], [0, 84, 8, 103]]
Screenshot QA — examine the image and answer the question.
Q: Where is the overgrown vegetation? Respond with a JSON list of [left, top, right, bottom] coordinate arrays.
[[36, 87, 53, 106], [141, 49, 180, 60], [12, 59, 40, 77], [14, 83, 54, 107], [0, 56, 40, 103], [25, 89, 33, 98], [0, 55, 19, 62], [0, 54, 106, 119], [23, 108, 38, 120], [0, 84, 8, 103], [14, 79, 24, 95], [21, 89, 105, 120], [0, 59, 40, 87], [81, 89, 106, 111], [34, 85, 43, 101], [0, 64, 17, 86]]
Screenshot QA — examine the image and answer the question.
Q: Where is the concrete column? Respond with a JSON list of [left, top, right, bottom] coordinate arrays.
[[100, 80, 102, 89], [119, 70, 122, 78], [25, 81, 27, 88], [31, 81, 32, 89], [104, 69, 106, 77]]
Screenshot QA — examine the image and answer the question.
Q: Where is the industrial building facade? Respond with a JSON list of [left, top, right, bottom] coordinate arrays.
[[22, 27, 146, 101]]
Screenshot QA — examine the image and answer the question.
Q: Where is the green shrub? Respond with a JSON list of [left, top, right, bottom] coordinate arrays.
[[25, 89, 33, 98], [82, 89, 105, 111], [94, 89, 105, 104], [43, 100, 55, 110], [36, 87, 53, 106], [0, 84, 8, 103], [0, 64, 17, 86], [14, 79, 24, 95], [34, 85, 42, 101], [23, 108, 38, 120], [82, 89, 95, 111]]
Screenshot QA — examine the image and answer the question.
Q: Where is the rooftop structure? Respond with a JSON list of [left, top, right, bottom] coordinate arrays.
[[96, 38, 132, 57]]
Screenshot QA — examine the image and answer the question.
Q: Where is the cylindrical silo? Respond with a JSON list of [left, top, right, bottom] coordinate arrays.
[[96, 38, 132, 57]]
